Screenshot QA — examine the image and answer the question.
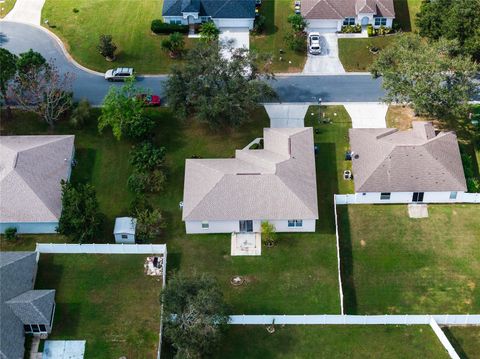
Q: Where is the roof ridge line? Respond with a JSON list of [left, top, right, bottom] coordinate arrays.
[[276, 176, 317, 218]]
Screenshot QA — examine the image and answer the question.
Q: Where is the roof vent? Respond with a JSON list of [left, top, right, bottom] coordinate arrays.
[[236, 173, 261, 176]]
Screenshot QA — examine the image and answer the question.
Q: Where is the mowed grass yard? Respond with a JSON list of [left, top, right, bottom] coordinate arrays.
[[251, 0, 306, 72], [213, 325, 449, 359], [444, 326, 480, 359], [0, 0, 16, 18], [35, 254, 162, 359], [41, 0, 195, 73], [338, 204, 480, 314], [1, 106, 343, 315]]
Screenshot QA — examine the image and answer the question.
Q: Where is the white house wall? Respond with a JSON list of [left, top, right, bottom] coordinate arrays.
[[185, 219, 316, 234], [353, 191, 467, 204], [0, 222, 58, 234], [213, 18, 254, 30]]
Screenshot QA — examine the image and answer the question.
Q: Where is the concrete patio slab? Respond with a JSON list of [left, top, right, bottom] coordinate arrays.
[[408, 204, 429, 218], [43, 340, 86, 359], [231, 232, 261, 256], [344, 102, 388, 128], [265, 104, 308, 128]]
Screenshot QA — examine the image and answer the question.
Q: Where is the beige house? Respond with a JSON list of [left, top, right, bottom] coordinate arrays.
[[349, 122, 468, 203], [182, 128, 319, 234]]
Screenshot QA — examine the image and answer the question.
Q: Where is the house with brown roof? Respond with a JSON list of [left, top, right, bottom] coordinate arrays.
[[348, 122, 468, 203], [0, 135, 75, 234], [182, 127, 318, 234], [301, 0, 395, 32]]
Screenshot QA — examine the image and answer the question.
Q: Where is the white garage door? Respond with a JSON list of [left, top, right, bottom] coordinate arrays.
[[307, 19, 338, 32]]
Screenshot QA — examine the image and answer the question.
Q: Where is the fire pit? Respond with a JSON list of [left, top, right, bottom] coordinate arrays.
[[230, 276, 245, 286]]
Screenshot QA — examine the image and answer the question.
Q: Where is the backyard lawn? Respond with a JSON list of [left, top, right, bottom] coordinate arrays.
[[338, 204, 480, 314], [394, 0, 422, 33], [212, 325, 449, 359], [444, 326, 480, 359], [35, 254, 162, 359], [251, 0, 306, 72], [338, 36, 397, 72], [0, 0, 16, 18], [41, 0, 194, 73]]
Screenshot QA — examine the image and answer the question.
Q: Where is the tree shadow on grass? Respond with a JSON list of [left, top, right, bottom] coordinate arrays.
[[315, 142, 338, 234], [393, 0, 412, 32], [71, 148, 96, 184], [336, 205, 358, 314], [442, 327, 470, 359]]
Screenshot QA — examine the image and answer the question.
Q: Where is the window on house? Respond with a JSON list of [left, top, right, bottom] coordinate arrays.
[[374, 17, 387, 26], [450, 191, 457, 200], [121, 234, 128, 239], [201, 221, 209, 229], [380, 192, 391, 200], [343, 17, 356, 26], [39, 325, 46, 332], [170, 20, 182, 25], [288, 220, 303, 227], [23, 325, 31, 333], [31, 325, 40, 333]]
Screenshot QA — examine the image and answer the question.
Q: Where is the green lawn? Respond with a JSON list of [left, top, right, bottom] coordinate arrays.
[[338, 204, 480, 314], [0, 0, 16, 18], [211, 325, 449, 359], [251, 0, 306, 72], [444, 327, 480, 359], [41, 0, 194, 74], [394, 0, 422, 32], [35, 254, 161, 359], [338, 36, 397, 72]]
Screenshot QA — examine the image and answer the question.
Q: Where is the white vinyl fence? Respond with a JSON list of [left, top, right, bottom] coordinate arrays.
[[229, 314, 480, 325], [35, 243, 168, 359], [335, 193, 480, 205], [333, 195, 345, 315], [430, 318, 460, 359]]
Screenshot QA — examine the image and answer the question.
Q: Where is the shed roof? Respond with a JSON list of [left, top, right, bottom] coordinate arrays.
[[182, 128, 318, 221], [349, 122, 467, 193], [114, 217, 137, 235]]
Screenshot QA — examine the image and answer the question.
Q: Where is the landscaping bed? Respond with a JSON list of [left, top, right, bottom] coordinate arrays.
[[35, 254, 162, 358], [41, 0, 195, 73], [338, 204, 480, 314]]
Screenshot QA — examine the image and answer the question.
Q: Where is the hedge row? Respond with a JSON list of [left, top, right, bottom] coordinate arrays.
[[151, 19, 189, 34]]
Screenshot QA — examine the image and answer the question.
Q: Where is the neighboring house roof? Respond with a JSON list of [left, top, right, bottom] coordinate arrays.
[[163, 0, 256, 19], [114, 217, 137, 235], [6, 290, 55, 326], [301, 0, 395, 20], [0, 135, 75, 223], [0, 252, 55, 359], [349, 122, 467, 193], [182, 128, 318, 221]]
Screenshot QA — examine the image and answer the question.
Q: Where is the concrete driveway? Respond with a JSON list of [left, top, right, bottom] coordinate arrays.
[[219, 28, 250, 60], [344, 103, 388, 128], [264, 104, 309, 128], [3, 0, 45, 25], [303, 33, 345, 75]]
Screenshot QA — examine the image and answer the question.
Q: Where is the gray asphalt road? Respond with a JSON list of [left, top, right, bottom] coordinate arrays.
[[4, 21, 475, 106]]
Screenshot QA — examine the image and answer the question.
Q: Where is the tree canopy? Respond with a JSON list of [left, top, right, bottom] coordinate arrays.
[[57, 181, 102, 243], [416, 0, 480, 61], [98, 79, 155, 140], [0, 48, 18, 103], [370, 34, 478, 124], [162, 273, 230, 359], [165, 42, 277, 128]]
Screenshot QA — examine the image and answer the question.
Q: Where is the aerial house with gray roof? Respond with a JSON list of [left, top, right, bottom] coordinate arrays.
[[348, 122, 468, 204], [0, 252, 56, 359], [182, 127, 319, 234], [0, 135, 75, 234]]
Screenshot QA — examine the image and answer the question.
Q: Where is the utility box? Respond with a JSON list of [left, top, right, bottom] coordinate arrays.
[[114, 217, 137, 244]]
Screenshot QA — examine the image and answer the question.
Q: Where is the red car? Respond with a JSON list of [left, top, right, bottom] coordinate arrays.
[[138, 94, 161, 106]]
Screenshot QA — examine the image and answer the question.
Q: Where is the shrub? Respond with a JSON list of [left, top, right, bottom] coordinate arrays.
[[253, 14, 266, 34], [261, 221, 276, 246], [284, 30, 307, 52], [128, 169, 166, 194], [467, 178, 480, 192], [341, 24, 362, 33], [200, 22, 220, 42], [4, 227, 17, 241], [70, 99, 91, 129], [367, 24, 374, 37], [97, 34, 117, 60], [72, 8, 79, 13], [130, 142, 166, 173], [161, 32, 185, 58], [151, 19, 188, 34]]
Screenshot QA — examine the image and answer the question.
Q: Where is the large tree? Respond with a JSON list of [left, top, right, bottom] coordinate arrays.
[[0, 48, 18, 104], [162, 273, 230, 359], [10, 56, 74, 126], [98, 79, 155, 140], [370, 35, 478, 123], [57, 181, 102, 243], [166, 42, 276, 128], [416, 0, 480, 61]]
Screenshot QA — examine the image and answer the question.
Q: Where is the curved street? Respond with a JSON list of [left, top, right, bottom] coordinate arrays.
[[0, 21, 391, 105]]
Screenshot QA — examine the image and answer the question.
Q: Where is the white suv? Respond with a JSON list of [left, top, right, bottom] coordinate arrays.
[[104, 67, 135, 82], [308, 32, 322, 55]]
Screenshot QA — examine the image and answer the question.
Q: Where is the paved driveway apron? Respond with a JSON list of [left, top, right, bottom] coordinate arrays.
[[3, 0, 45, 25], [303, 33, 345, 75]]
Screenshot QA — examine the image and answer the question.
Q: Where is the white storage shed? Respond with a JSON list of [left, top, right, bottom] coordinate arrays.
[[114, 217, 137, 244]]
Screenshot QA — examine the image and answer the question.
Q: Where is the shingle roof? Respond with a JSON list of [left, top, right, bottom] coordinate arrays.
[[0, 252, 38, 359], [6, 290, 55, 326], [301, 0, 395, 19], [182, 128, 318, 221], [0, 135, 75, 223], [163, 0, 255, 18], [349, 122, 467, 193]]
